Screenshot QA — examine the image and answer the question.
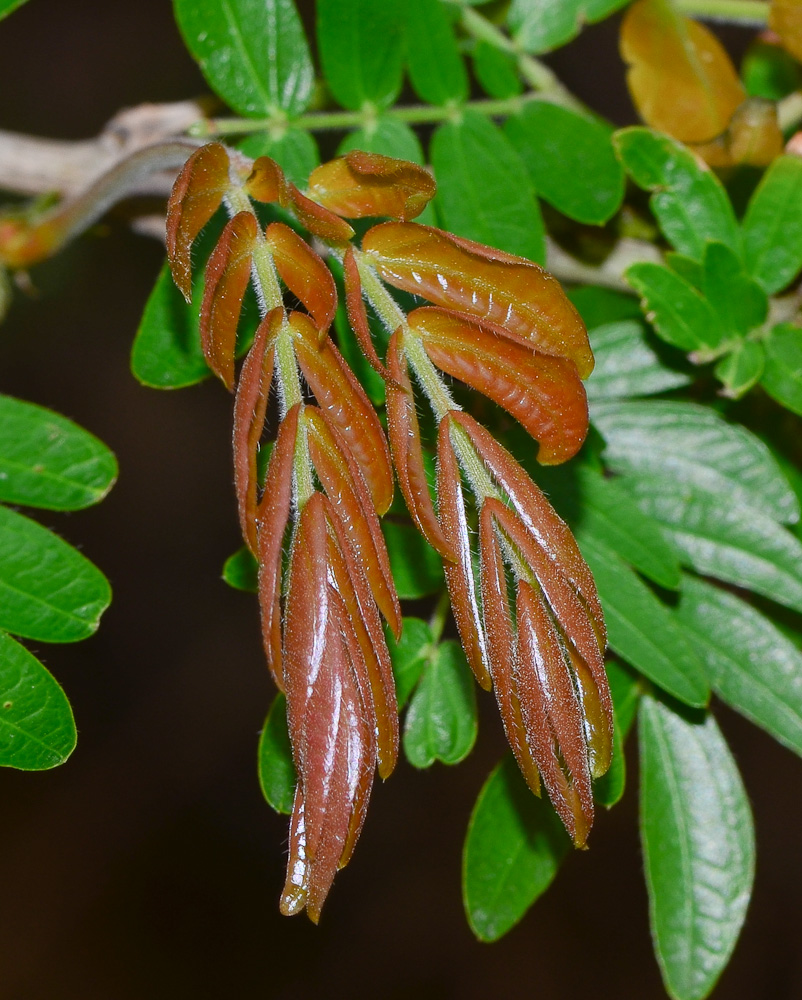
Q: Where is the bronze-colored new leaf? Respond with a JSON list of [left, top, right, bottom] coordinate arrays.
[[307, 151, 436, 221], [771, 0, 802, 63], [266, 222, 337, 336]]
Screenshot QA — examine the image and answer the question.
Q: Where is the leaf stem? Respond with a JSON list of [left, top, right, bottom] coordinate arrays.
[[428, 589, 452, 645], [673, 0, 769, 23]]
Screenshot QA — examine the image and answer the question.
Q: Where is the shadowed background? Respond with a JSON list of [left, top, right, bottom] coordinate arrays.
[[0, 2, 800, 997]]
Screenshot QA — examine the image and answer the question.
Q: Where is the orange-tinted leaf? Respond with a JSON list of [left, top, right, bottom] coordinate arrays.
[[233, 308, 282, 552], [305, 407, 401, 637], [478, 503, 543, 797], [256, 403, 301, 687], [771, 0, 802, 63], [265, 222, 337, 335], [343, 246, 392, 380], [692, 98, 784, 168], [288, 183, 355, 243], [567, 644, 612, 780], [620, 0, 745, 144], [289, 311, 394, 514], [245, 155, 289, 205], [436, 418, 491, 690], [200, 211, 258, 389], [280, 786, 308, 916], [307, 151, 436, 221], [410, 307, 589, 465], [166, 142, 231, 301], [450, 411, 605, 643], [362, 222, 594, 378], [515, 579, 594, 847], [385, 331, 457, 561]]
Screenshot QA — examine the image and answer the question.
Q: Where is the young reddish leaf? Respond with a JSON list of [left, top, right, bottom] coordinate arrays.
[[289, 311, 394, 515], [200, 211, 258, 389], [515, 579, 594, 848], [280, 786, 309, 916], [409, 307, 589, 465], [256, 403, 301, 688], [436, 418, 491, 690], [305, 407, 401, 637], [450, 411, 605, 644], [478, 505, 542, 797], [771, 0, 802, 62], [620, 0, 745, 144], [567, 644, 613, 780], [245, 155, 289, 205], [307, 151, 436, 221], [166, 142, 231, 301], [233, 307, 283, 552], [362, 222, 594, 378], [692, 98, 784, 169], [385, 331, 458, 562], [265, 222, 337, 335], [343, 246, 392, 380], [288, 183, 356, 243]]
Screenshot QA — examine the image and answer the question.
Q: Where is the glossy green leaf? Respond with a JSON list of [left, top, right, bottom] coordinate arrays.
[[403, 639, 477, 767], [317, 0, 405, 110], [386, 617, 432, 709], [714, 340, 765, 399], [701, 242, 768, 338], [132, 261, 210, 389], [742, 155, 802, 294], [0, 631, 76, 770], [592, 399, 800, 524], [742, 40, 800, 101], [431, 110, 545, 264], [174, 0, 314, 118], [507, 0, 578, 53], [594, 659, 641, 808], [576, 466, 682, 588], [0, 396, 117, 511], [666, 252, 704, 291], [639, 695, 754, 1000], [577, 534, 709, 707], [761, 323, 802, 416], [257, 693, 296, 814], [472, 40, 522, 99], [463, 752, 570, 941], [677, 575, 802, 758], [586, 319, 691, 400], [614, 128, 741, 260], [403, 0, 468, 105], [624, 477, 802, 616], [0, 506, 111, 643], [383, 521, 445, 600], [626, 262, 726, 352], [505, 102, 624, 224], [222, 546, 259, 592], [0, 0, 29, 21], [238, 128, 319, 186], [568, 285, 642, 327]]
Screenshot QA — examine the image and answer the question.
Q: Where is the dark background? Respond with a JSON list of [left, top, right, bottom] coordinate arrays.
[[1, 2, 800, 998]]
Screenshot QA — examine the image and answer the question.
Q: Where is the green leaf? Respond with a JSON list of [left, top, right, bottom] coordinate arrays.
[[174, 0, 314, 118], [507, 0, 580, 53], [575, 466, 682, 588], [403, 639, 477, 767], [317, 0, 405, 110], [222, 546, 259, 592], [386, 617, 432, 709], [472, 40, 522, 99], [577, 534, 709, 708], [639, 696, 754, 1000], [403, 0, 468, 105], [606, 657, 641, 737], [624, 477, 802, 617], [0, 0, 29, 21], [742, 155, 802, 294], [431, 110, 545, 264], [742, 40, 800, 101], [0, 506, 111, 643], [505, 102, 624, 224], [701, 242, 768, 338], [0, 631, 76, 770], [614, 128, 740, 260], [583, 0, 630, 17], [131, 261, 210, 389], [666, 252, 705, 291], [677, 575, 802, 758], [383, 521, 445, 599], [586, 319, 691, 401], [0, 396, 117, 511], [237, 128, 319, 186], [625, 262, 726, 352], [463, 752, 570, 941], [567, 285, 643, 328], [592, 399, 800, 524], [257, 693, 296, 814], [761, 323, 802, 416], [594, 660, 640, 808], [714, 339, 765, 399]]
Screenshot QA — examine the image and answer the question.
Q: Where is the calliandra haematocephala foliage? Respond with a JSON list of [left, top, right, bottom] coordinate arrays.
[[166, 142, 612, 921]]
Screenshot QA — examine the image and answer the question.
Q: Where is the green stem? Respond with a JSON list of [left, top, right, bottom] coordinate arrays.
[[428, 589, 452, 645], [673, 0, 769, 23]]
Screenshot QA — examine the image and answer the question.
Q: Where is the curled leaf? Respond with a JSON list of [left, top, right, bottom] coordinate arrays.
[[343, 246, 392, 380], [307, 150, 436, 221]]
